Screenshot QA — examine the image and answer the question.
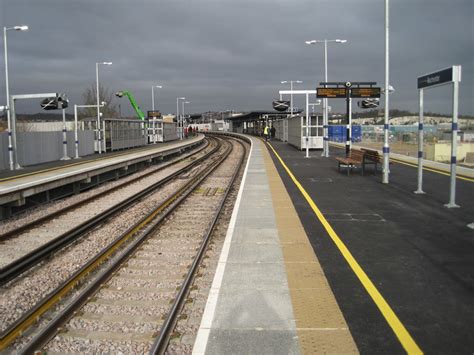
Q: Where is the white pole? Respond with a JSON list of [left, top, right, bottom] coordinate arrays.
[[102, 118, 106, 153], [176, 98, 180, 140], [152, 86, 155, 111], [290, 81, 294, 116], [10, 97, 21, 169], [60, 108, 70, 160], [383, 0, 390, 183], [96, 63, 102, 154], [323, 39, 329, 158], [74, 104, 79, 159], [445, 74, 460, 208], [305, 92, 309, 158], [182, 100, 185, 138], [415, 89, 425, 194], [152, 87, 155, 144], [3, 27, 14, 171]]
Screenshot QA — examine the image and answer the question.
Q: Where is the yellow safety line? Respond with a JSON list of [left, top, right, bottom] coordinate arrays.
[[266, 142, 423, 355]]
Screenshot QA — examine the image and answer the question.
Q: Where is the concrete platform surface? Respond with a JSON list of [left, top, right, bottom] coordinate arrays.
[[194, 137, 357, 354]]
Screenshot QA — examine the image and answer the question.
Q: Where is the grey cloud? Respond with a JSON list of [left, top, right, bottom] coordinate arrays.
[[0, 0, 472, 116]]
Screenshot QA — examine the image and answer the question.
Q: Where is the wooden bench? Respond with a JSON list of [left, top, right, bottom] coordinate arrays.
[[361, 148, 382, 174], [335, 149, 365, 176], [360, 148, 393, 174]]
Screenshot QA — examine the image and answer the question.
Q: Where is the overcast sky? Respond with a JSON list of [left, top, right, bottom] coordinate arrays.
[[1, 0, 473, 116]]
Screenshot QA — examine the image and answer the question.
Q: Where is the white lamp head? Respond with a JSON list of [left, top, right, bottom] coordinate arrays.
[[336, 39, 347, 43], [14, 25, 29, 31]]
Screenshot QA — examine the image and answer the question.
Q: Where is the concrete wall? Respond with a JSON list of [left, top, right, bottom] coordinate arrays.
[[0, 130, 95, 170], [163, 122, 178, 142], [425, 142, 474, 162]]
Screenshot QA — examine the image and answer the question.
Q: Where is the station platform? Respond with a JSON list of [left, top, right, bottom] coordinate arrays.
[[194, 136, 474, 354], [0, 135, 204, 217]]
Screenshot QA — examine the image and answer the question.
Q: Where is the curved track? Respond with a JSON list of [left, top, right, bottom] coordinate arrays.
[[1, 134, 249, 353]]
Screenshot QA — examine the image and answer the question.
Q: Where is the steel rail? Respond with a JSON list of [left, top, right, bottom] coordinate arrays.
[[1, 137, 226, 352], [17, 137, 234, 354], [0, 140, 208, 241], [0, 139, 217, 287], [150, 137, 248, 355]]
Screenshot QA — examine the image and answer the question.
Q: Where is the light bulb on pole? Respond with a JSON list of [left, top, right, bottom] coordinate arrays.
[[4, 24, 29, 170]]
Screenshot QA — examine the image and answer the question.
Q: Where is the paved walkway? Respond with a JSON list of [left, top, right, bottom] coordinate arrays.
[[194, 137, 356, 354]]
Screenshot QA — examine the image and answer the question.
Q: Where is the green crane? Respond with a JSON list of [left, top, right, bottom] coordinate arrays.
[[115, 91, 146, 120]]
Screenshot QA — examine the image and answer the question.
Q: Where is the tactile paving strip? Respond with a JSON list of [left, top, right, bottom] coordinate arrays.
[[261, 140, 358, 354]]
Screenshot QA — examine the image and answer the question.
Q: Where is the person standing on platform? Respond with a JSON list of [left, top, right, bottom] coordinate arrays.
[[263, 125, 270, 141], [270, 125, 276, 141]]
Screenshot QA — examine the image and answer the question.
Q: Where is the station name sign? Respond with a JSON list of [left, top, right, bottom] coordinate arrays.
[[316, 88, 347, 98], [417, 67, 458, 89]]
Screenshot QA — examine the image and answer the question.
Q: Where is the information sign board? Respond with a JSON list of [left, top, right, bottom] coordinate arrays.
[[147, 110, 162, 118], [317, 87, 347, 98], [351, 87, 381, 98]]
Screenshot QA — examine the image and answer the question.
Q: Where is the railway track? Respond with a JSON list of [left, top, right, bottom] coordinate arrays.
[[1, 134, 249, 353], [0, 139, 214, 285]]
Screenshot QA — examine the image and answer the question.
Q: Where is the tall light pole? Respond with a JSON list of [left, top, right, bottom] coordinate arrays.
[[176, 97, 185, 139], [305, 39, 347, 158], [3, 25, 29, 170], [151, 85, 162, 111], [281, 80, 302, 115], [96, 61, 112, 154], [383, 0, 390, 184]]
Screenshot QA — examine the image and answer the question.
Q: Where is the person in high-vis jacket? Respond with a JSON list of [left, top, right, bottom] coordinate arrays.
[[263, 125, 270, 141]]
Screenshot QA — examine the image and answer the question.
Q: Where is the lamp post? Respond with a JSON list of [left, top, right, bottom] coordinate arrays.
[[305, 39, 347, 158], [281, 80, 302, 116], [176, 97, 185, 139], [3, 25, 29, 170], [96, 61, 112, 154], [151, 85, 162, 111], [151, 85, 162, 143]]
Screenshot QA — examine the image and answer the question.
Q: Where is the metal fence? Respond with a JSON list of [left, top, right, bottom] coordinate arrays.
[[0, 130, 95, 170]]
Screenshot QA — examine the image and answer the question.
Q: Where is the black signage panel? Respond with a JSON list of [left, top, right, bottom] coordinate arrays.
[[147, 110, 162, 118], [351, 87, 381, 98], [417, 67, 453, 89], [317, 87, 347, 98]]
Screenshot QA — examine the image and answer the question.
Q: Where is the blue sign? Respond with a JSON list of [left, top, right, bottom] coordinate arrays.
[[417, 67, 453, 89]]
